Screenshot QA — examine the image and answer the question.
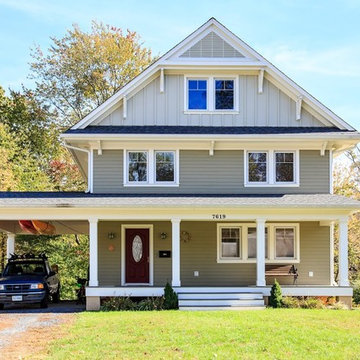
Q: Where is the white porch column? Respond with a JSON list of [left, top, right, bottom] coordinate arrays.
[[89, 218, 99, 287], [338, 217, 349, 287], [256, 218, 266, 287], [171, 218, 181, 287], [6, 233, 15, 260]]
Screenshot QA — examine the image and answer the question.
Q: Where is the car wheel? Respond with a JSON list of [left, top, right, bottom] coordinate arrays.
[[40, 297, 48, 309], [52, 287, 60, 303]]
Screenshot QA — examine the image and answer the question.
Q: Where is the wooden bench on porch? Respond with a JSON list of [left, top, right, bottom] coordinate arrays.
[[265, 264, 298, 284]]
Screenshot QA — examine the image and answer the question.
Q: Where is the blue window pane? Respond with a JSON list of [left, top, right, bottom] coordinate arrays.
[[188, 79, 207, 110], [188, 80, 197, 90], [198, 80, 207, 89], [215, 79, 234, 110], [225, 80, 234, 89], [189, 90, 207, 109], [215, 80, 223, 90]]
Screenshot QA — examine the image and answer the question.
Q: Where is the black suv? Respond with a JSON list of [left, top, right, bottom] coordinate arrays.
[[0, 253, 60, 309]]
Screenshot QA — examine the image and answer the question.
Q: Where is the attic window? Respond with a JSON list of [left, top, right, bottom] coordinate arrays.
[[185, 76, 238, 113]]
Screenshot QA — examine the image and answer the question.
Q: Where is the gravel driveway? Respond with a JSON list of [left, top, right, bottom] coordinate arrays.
[[0, 301, 84, 359]]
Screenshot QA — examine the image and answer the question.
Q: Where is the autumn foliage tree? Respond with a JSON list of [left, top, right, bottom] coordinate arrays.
[[30, 21, 154, 126]]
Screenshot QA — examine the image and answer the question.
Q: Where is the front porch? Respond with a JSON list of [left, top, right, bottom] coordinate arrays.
[[0, 193, 357, 310]]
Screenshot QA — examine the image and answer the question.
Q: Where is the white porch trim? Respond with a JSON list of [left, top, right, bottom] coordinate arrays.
[[171, 218, 181, 287], [85, 286, 353, 298], [338, 217, 349, 287], [256, 219, 266, 286], [120, 224, 154, 286], [6, 233, 15, 260], [88, 218, 99, 287]]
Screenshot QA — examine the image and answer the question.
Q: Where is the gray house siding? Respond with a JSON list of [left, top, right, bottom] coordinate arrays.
[[97, 221, 330, 287], [95, 75, 326, 128], [93, 149, 330, 194]]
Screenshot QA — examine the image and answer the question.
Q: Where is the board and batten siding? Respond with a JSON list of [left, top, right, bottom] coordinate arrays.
[[97, 221, 331, 287], [93, 150, 330, 194], [95, 75, 325, 127]]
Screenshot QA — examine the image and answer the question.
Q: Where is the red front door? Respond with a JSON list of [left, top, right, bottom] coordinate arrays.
[[125, 228, 150, 284]]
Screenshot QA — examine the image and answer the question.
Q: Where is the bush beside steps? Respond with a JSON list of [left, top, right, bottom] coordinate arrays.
[[100, 282, 178, 311], [269, 280, 350, 309]]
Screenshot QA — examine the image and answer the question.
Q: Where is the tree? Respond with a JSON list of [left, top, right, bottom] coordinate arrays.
[[269, 280, 282, 308], [30, 21, 154, 126]]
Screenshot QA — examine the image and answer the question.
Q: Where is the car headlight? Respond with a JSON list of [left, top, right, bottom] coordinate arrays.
[[30, 283, 44, 289], [0, 285, 4, 290]]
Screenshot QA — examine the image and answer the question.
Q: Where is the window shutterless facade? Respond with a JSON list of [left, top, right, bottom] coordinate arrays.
[[245, 150, 299, 187], [217, 223, 299, 263], [184, 75, 238, 112], [124, 150, 179, 186]]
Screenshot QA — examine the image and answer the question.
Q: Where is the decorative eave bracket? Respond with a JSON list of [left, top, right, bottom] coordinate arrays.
[[258, 69, 264, 94], [296, 96, 303, 121], [97, 140, 102, 155], [320, 141, 328, 156], [160, 68, 164, 93], [209, 141, 215, 156]]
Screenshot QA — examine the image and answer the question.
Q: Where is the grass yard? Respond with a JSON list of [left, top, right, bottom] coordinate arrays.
[[44, 309, 360, 359]]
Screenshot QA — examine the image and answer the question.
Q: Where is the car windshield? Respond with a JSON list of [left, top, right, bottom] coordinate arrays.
[[3, 262, 46, 276]]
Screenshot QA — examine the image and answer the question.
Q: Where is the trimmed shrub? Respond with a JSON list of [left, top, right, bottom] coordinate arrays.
[[137, 297, 164, 311], [101, 296, 136, 311], [163, 282, 178, 309], [282, 296, 300, 308], [331, 301, 349, 310], [353, 283, 360, 305], [299, 298, 324, 309], [269, 279, 282, 308]]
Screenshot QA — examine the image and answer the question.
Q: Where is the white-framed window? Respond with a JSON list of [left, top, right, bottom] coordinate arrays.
[[124, 150, 178, 186], [217, 223, 299, 263], [245, 150, 299, 187], [274, 226, 296, 259], [218, 225, 241, 261], [185, 75, 238, 113]]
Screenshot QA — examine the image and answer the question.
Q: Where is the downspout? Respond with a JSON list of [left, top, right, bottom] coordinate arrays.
[[62, 143, 92, 193]]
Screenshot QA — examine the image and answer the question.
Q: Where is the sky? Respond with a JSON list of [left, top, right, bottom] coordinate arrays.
[[0, 0, 359, 129]]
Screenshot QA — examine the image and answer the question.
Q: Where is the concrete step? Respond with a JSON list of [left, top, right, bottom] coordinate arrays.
[[179, 299, 265, 307], [178, 292, 264, 300]]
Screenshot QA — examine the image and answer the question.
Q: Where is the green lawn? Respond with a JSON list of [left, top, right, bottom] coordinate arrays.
[[45, 309, 360, 359]]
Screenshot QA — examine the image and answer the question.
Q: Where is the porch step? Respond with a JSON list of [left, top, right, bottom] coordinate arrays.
[[178, 292, 264, 300], [177, 290, 265, 311]]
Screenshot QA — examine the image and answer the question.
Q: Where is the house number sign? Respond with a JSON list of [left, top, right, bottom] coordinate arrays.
[[212, 214, 226, 220]]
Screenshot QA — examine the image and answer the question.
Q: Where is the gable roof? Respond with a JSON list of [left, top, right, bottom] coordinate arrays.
[[69, 18, 356, 132]]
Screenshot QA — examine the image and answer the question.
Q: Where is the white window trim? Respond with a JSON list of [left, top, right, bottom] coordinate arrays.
[[217, 223, 300, 264], [244, 150, 299, 187], [184, 75, 239, 113], [124, 149, 179, 187], [273, 225, 300, 261]]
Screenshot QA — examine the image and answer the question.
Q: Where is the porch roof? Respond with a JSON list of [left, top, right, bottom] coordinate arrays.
[[0, 192, 358, 210]]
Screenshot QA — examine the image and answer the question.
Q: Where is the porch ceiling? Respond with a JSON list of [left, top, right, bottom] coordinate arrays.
[[0, 220, 89, 235]]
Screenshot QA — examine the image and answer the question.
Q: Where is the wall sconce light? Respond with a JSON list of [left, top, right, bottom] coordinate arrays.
[[160, 232, 168, 240], [108, 232, 116, 240]]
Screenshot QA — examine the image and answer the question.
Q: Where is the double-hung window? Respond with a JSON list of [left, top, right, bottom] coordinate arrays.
[[219, 226, 241, 260], [128, 151, 148, 183], [125, 150, 178, 186], [246, 150, 298, 186], [217, 223, 299, 263], [185, 76, 238, 112]]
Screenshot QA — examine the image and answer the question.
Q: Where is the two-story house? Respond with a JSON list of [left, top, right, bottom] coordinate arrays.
[[1, 18, 360, 310]]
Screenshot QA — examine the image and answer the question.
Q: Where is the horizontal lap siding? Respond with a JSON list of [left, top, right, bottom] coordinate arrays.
[[97, 75, 326, 127], [98, 221, 172, 287], [98, 221, 330, 287], [93, 150, 329, 194]]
